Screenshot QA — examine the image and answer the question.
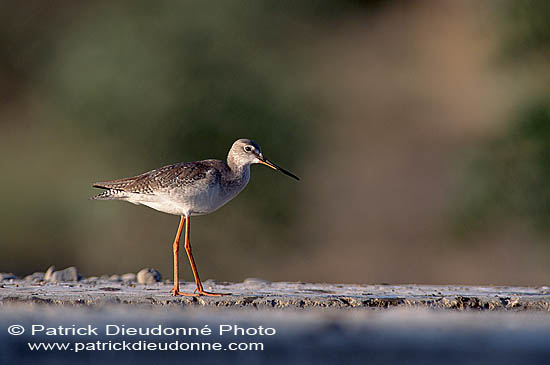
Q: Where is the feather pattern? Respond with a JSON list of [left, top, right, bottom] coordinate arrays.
[[91, 138, 297, 217], [91, 159, 249, 216]]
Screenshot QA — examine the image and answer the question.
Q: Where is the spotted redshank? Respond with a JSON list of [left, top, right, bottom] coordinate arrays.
[[92, 139, 299, 296]]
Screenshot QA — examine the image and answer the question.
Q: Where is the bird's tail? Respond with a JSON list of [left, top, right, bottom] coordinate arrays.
[[90, 189, 127, 200]]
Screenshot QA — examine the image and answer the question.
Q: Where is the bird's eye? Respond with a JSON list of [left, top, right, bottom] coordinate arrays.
[[244, 146, 253, 153]]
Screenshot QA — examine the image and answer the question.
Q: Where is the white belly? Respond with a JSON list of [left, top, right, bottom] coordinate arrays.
[[126, 181, 245, 217]]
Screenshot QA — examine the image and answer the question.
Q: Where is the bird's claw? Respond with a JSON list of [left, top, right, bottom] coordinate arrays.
[[170, 287, 227, 297]]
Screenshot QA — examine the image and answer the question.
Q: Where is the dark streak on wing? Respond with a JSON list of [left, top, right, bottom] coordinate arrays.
[[93, 161, 221, 194]]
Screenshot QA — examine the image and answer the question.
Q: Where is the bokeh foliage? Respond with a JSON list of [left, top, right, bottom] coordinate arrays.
[[455, 1, 550, 236], [455, 100, 550, 234], [498, 0, 550, 63]]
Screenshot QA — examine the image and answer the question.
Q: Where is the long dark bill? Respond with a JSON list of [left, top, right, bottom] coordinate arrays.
[[258, 158, 300, 181]]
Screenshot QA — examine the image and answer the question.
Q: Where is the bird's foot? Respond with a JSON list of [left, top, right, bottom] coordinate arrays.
[[170, 287, 229, 297], [170, 288, 198, 296], [196, 289, 227, 297]]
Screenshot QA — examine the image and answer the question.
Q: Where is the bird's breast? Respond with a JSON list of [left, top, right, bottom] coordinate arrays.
[[174, 179, 247, 216]]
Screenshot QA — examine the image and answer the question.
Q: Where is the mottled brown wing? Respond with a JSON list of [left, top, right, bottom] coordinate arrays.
[[92, 161, 217, 194]]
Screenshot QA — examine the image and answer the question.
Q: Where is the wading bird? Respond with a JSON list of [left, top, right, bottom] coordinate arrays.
[[92, 139, 299, 296]]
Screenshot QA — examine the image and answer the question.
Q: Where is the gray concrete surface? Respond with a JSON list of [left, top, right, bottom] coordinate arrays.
[[2, 278, 550, 310], [2, 279, 550, 364]]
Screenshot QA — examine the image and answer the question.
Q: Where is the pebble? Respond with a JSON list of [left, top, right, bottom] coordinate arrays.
[[24, 272, 45, 282], [109, 274, 122, 282], [44, 265, 56, 281], [0, 273, 17, 281], [82, 276, 98, 284], [243, 278, 271, 286], [48, 266, 81, 282], [137, 268, 162, 284], [121, 273, 137, 282]]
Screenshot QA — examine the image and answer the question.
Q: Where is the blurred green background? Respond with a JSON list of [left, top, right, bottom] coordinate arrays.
[[2, 0, 550, 285]]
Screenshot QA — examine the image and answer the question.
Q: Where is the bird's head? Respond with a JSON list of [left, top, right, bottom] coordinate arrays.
[[228, 138, 300, 180]]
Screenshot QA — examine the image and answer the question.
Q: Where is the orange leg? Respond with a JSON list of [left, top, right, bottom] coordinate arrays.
[[169, 216, 186, 296], [170, 216, 227, 296]]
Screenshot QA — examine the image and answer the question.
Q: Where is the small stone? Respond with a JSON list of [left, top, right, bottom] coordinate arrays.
[[121, 273, 137, 282], [49, 266, 81, 282], [0, 273, 17, 281], [243, 278, 271, 285], [44, 265, 56, 281], [137, 268, 162, 284], [109, 274, 122, 282], [82, 276, 98, 284], [24, 272, 45, 282]]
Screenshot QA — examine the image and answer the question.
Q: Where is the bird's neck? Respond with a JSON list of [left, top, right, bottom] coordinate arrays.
[[226, 156, 251, 183]]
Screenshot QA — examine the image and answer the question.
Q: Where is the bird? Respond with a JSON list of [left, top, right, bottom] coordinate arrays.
[[91, 138, 299, 296]]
